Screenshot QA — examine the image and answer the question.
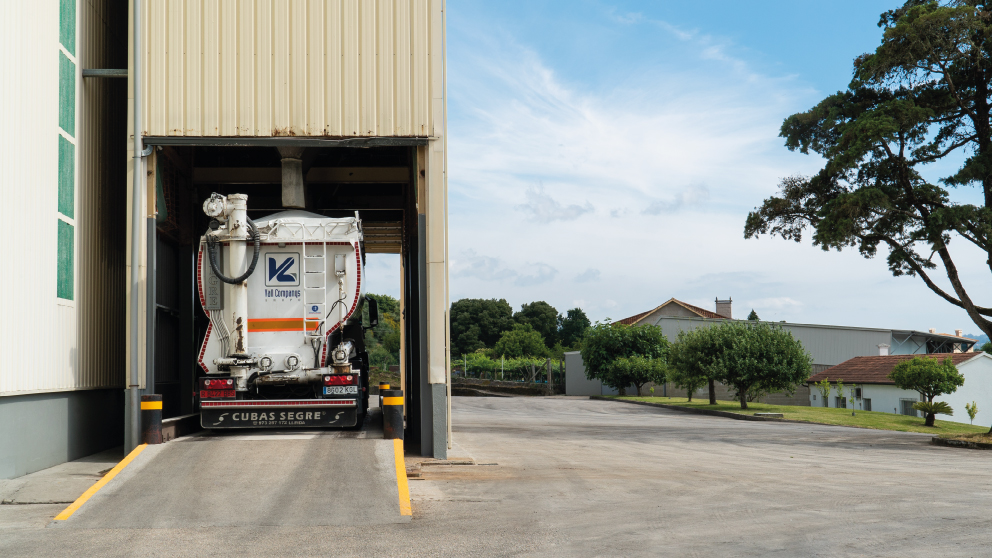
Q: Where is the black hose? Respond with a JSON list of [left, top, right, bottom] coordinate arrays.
[[206, 217, 260, 284]]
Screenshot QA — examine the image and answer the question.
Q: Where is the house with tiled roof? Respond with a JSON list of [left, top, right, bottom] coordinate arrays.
[[568, 295, 982, 407], [806, 352, 992, 426], [617, 297, 732, 325]]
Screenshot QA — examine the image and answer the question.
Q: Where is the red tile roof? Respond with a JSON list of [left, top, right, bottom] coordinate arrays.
[[807, 353, 982, 385], [616, 298, 725, 325], [616, 311, 651, 325]]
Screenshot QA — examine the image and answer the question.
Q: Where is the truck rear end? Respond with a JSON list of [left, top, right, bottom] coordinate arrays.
[[195, 193, 378, 429]]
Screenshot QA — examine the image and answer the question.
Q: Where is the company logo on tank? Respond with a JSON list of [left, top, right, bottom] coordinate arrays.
[[265, 253, 300, 286]]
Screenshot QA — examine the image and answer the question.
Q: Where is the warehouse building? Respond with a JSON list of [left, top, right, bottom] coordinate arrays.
[[566, 297, 978, 403], [1, 0, 451, 479]]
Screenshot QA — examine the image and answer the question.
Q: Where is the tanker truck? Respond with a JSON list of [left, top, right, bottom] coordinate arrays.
[[195, 192, 377, 429]]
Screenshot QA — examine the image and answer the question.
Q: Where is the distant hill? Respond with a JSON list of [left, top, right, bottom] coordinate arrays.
[[965, 333, 990, 348]]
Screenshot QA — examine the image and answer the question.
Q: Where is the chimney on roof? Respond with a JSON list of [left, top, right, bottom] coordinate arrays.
[[715, 297, 732, 319], [955, 329, 963, 337], [929, 328, 936, 334], [878, 344, 890, 356]]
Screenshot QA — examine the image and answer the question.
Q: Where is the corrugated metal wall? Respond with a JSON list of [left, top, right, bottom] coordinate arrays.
[[0, 0, 126, 395], [141, 0, 439, 138], [653, 317, 894, 367], [77, 0, 127, 391]]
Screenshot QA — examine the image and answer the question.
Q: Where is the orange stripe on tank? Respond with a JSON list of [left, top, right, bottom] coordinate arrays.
[[247, 318, 321, 332]]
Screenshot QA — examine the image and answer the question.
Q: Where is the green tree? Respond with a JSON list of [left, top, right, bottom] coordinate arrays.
[[667, 326, 730, 405], [835, 379, 845, 409], [493, 323, 548, 359], [747, 309, 760, 321], [888, 356, 965, 426], [450, 298, 514, 355], [980, 341, 992, 353], [606, 355, 668, 397], [715, 321, 813, 409], [368, 345, 396, 371], [744, 1, 992, 341], [514, 301, 560, 348], [914, 401, 954, 420], [580, 322, 670, 395], [364, 293, 401, 367], [558, 308, 592, 347], [966, 400, 979, 424], [365, 293, 399, 317], [667, 357, 709, 402]]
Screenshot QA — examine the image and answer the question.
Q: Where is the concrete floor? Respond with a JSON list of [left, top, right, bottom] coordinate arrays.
[[2, 396, 991, 557]]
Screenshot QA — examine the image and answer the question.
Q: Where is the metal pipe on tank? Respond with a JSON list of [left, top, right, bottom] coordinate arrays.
[[226, 195, 249, 355]]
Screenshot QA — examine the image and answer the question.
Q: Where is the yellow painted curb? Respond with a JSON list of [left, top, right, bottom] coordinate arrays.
[[393, 438, 412, 516], [54, 444, 148, 521]]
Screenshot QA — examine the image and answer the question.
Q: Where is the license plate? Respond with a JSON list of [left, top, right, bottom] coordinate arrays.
[[201, 389, 236, 398], [324, 386, 358, 395]]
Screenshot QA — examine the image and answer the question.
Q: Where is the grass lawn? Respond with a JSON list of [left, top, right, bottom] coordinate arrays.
[[608, 396, 989, 436]]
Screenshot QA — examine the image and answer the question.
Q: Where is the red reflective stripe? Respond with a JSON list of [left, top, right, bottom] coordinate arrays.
[[201, 399, 355, 407]]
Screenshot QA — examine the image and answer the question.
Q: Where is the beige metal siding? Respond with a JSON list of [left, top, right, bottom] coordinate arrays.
[[77, 0, 127, 392], [142, 0, 438, 138], [0, 0, 124, 395]]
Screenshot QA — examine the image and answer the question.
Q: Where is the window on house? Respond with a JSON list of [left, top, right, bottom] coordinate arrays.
[[900, 399, 918, 417], [864, 398, 872, 412], [836, 397, 846, 409]]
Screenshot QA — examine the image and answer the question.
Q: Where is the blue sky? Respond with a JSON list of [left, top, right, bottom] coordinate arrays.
[[364, 0, 992, 338]]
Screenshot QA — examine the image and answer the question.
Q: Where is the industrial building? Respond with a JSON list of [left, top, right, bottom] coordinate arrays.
[[1, 0, 451, 479], [566, 297, 979, 403]]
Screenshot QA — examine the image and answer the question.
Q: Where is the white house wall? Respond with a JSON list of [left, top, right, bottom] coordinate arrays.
[[809, 385, 922, 417], [937, 354, 992, 427]]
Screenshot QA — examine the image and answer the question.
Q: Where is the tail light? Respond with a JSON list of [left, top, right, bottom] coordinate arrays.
[[200, 377, 236, 399], [323, 374, 357, 386]]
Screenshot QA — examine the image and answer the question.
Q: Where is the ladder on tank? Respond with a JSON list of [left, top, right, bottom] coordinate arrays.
[[302, 240, 326, 358]]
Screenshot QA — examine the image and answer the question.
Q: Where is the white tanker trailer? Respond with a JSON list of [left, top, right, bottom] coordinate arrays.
[[195, 192, 378, 429]]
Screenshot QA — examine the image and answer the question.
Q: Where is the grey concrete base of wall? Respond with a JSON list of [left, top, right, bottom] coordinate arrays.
[[432, 384, 447, 460], [0, 389, 124, 479], [931, 437, 992, 450]]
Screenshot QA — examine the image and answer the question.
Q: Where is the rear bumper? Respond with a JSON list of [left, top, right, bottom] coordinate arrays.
[[201, 399, 358, 428]]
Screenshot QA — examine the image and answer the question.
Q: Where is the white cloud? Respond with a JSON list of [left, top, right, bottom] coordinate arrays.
[[516, 185, 593, 222], [642, 184, 710, 215], [575, 268, 601, 283], [515, 263, 558, 287], [451, 250, 558, 287], [748, 297, 805, 312]]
